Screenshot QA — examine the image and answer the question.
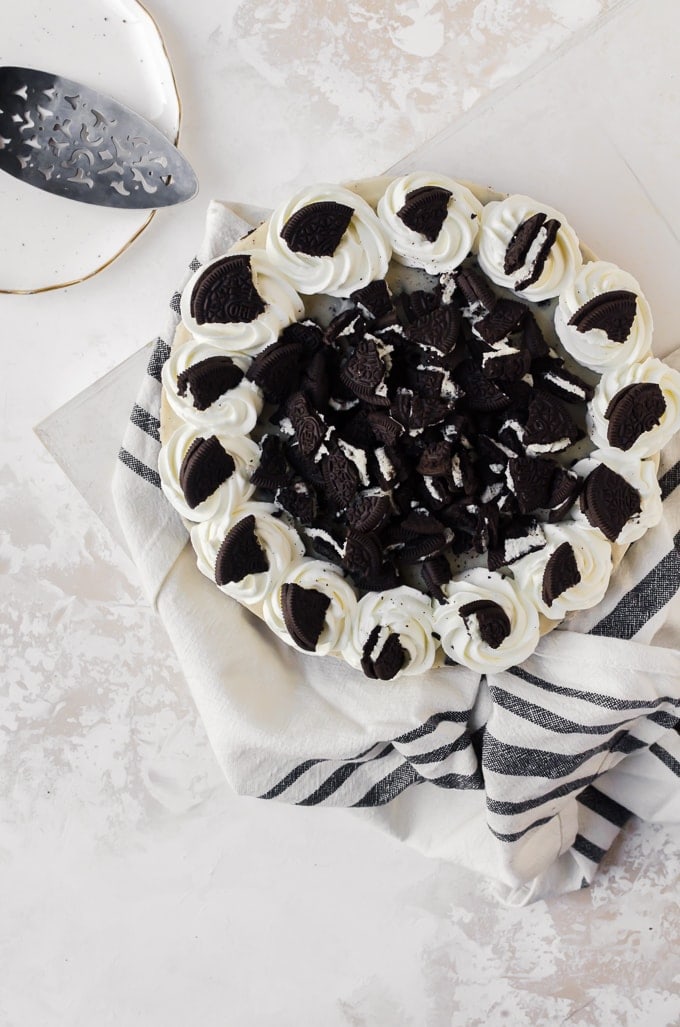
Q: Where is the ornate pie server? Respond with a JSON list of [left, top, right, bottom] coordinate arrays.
[[0, 66, 197, 208]]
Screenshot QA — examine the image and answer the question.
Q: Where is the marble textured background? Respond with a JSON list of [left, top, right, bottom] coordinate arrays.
[[2, 0, 680, 1023]]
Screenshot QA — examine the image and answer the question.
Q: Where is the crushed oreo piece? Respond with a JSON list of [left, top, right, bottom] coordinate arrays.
[[399, 531, 450, 564], [360, 625, 407, 680], [474, 299, 526, 345], [523, 313, 550, 358], [535, 363, 594, 404], [179, 436, 235, 509], [459, 599, 511, 649], [190, 255, 266, 325], [488, 519, 546, 571], [287, 392, 325, 456], [451, 266, 497, 311], [421, 553, 451, 602], [542, 542, 581, 608], [322, 445, 361, 507], [568, 289, 637, 343], [347, 492, 391, 533], [351, 280, 394, 320], [407, 304, 461, 355], [340, 337, 390, 405], [367, 410, 405, 446], [280, 320, 324, 353], [280, 201, 354, 257], [605, 382, 666, 450], [177, 356, 244, 411], [455, 360, 511, 412], [396, 185, 452, 242], [251, 434, 294, 491], [246, 338, 305, 402], [344, 531, 383, 585], [281, 582, 331, 652], [301, 349, 331, 410], [277, 480, 318, 525], [523, 392, 579, 452], [580, 463, 641, 542], [506, 456, 556, 514], [546, 467, 582, 522], [396, 288, 441, 326], [215, 514, 268, 585], [324, 308, 367, 349]]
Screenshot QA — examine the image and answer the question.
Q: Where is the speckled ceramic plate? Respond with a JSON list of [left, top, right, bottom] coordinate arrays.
[[0, 0, 181, 294]]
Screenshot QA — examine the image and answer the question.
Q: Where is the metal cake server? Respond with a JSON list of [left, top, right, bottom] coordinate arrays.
[[0, 66, 198, 209]]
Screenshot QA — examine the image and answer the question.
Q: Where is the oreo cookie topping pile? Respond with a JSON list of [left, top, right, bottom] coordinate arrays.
[[159, 173, 679, 680], [246, 264, 591, 595]]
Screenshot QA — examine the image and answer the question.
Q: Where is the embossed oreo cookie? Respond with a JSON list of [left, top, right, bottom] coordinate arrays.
[[215, 514, 269, 585], [568, 289, 637, 343], [281, 582, 331, 652], [396, 185, 452, 242], [605, 382, 666, 450], [280, 201, 354, 257], [246, 337, 305, 402], [580, 463, 641, 542], [190, 254, 266, 325], [179, 436, 236, 509], [177, 356, 244, 411], [541, 541, 581, 608]]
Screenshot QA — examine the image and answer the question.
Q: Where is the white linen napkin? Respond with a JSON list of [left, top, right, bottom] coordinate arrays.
[[113, 201, 680, 905]]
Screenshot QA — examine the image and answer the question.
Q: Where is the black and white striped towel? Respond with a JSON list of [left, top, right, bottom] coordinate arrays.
[[113, 201, 680, 905]]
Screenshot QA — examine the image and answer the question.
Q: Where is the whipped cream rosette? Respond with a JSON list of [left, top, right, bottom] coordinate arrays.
[[587, 357, 680, 458], [162, 339, 263, 434], [554, 260, 652, 372], [433, 569, 540, 674], [158, 171, 678, 680], [265, 183, 391, 297], [511, 522, 613, 621], [345, 587, 438, 680], [159, 424, 260, 523], [376, 172, 483, 274], [477, 194, 582, 301], [192, 502, 305, 608], [180, 250, 304, 354], [570, 450, 663, 546], [263, 558, 358, 656]]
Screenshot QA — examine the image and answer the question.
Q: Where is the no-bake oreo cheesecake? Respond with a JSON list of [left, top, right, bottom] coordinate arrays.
[[159, 172, 680, 680]]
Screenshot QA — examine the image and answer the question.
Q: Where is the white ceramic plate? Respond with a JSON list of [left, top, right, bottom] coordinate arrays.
[[0, 0, 181, 293]]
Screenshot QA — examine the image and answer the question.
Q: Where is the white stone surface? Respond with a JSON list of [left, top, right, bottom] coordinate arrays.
[[2, 0, 680, 1023]]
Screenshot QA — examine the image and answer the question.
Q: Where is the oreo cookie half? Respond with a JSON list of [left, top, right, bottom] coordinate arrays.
[[396, 185, 452, 243], [280, 582, 331, 652], [580, 463, 641, 542], [215, 514, 269, 585], [568, 289, 637, 343], [179, 436, 236, 509], [459, 598, 511, 649], [360, 625, 407, 680], [605, 382, 666, 451], [542, 542, 581, 608], [280, 201, 354, 257], [190, 255, 266, 325], [177, 356, 244, 411]]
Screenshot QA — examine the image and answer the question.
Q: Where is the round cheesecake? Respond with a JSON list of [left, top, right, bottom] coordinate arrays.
[[159, 173, 680, 679]]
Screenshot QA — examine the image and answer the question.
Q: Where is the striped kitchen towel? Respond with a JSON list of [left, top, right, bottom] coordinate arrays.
[[112, 200, 680, 905]]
